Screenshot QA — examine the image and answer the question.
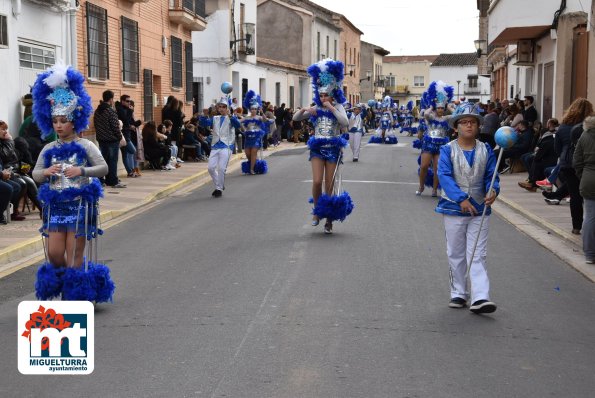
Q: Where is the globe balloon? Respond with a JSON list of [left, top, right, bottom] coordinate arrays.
[[220, 82, 233, 94], [494, 126, 518, 149], [368, 99, 376, 107]]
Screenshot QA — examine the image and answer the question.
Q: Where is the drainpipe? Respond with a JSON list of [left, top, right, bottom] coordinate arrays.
[[12, 0, 22, 17]]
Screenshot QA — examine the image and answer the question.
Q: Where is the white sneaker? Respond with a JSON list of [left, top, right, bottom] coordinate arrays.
[[176, 157, 184, 163], [165, 164, 176, 170]]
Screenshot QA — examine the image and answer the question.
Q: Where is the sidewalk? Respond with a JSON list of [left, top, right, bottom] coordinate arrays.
[[0, 142, 300, 276]]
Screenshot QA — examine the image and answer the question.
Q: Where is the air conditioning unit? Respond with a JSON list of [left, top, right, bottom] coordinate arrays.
[[515, 40, 535, 65]]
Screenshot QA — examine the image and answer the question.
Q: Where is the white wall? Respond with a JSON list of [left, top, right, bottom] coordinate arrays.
[[0, 0, 68, 133], [429, 65, 489, 102], [489, 0, 585, 42], [312, 20, 340, 62]]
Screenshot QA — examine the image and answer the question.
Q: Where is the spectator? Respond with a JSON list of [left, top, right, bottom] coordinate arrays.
[[22, 93, 33, 120], [162, 96, 183, 145], [94, 90, 126, 188], [0, 167, 16, 224], [292, 109, 303, 143], [573, 116, 595, 263], [501, 103, 523, 128], [116, 95, 141, 178], [180, 123, 204, 161], [543, 98, 594, 234], [479, 102, 499, 148], [523, 95, 538, 127], [142, 121, 171, 170], [273, 103, 285, 146], [264, 105, 275, 149], [518, 119, 558, 191]]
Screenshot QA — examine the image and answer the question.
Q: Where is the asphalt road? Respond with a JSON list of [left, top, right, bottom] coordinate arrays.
[[1, 137, 595, 398]]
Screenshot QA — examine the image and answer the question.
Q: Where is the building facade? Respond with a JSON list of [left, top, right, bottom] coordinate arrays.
[[75, 0, 207, 134], [382, 55, 437, 107], [429, 53, 491, 104], [486, 0, 594, 122], [360, 41, 389, 102], [0, 0, 76, 132], [335, 14, 362, 105]]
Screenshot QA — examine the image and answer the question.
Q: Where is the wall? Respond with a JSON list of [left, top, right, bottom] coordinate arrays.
[[383, 60, 433, 105], [0, 0, 68, 132], [359, 42, 374, 101], [338, 17, 361, 105], [312, 18, 339, 61], [430, 65, 491, 103]]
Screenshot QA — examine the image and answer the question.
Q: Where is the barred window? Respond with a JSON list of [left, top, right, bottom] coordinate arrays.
[[19, 44, 55, 70], [183, 0, 206, 17], [143, 69, 153, 122], [86, 3, 109, 80], [171, 36, 183, 88], [185, 41, 193, 102], [121, 17, 139, 83]]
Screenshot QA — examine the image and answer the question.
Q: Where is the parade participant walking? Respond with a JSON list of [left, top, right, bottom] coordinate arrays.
[[436, 102, 499, 314], [208, 95, 241, 197], [348, 104, 365, 161], [416, 81, 454, 197], [293, 58, 353, 234], [31, 63, 115, 302], [241, 90, 269, 174]]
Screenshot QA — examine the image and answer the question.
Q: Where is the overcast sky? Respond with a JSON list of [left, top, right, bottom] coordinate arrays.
[[310, 0, 480, 56]]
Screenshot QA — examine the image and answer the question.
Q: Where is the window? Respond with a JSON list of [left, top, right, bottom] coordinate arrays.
[[143, 69, 153, 122], [19, 43, 55, 70], [185, 42, 193, 102], [387, 75, 396, 87], [121, 17, 139, 83], [86, 2, 109, 80], [183, 0, 206, 17], [333, 40, 337, 59], [413, 76, 424, 87], [468, 75, 478, 88], [316, 32, 320, 60], [0, 15, 7, 47], [289, 86, 294, 110], [275, 82, 281, 106], [171, 36, 183, 88]]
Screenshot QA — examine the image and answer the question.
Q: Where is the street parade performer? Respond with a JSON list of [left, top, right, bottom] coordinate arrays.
[[293, 58, 353, 234], [369, 96, 398, 144], [241, 90, 270, 175], [32, 62, 115, 302], [415, 80, 454, 197], [435, 102, 499, 314], [348, 103, 365, 162], [208, 94, 241, 197]]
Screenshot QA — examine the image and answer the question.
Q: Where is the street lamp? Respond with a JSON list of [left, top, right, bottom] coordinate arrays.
[[359, 70, 371, 83], [474, 39, 487, 58], [456, 80, 461, 100]]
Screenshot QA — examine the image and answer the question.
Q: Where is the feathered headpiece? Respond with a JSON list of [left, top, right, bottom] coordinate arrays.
[[423, 80, 454, 109], [243, 90, 262, 110], [407, 100, 414, 112], [307, 58, 346, 107], [31, 62, 93, 140], [382, 95, 393, 109]]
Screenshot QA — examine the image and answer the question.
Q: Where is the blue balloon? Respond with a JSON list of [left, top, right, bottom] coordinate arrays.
[[368, 99, 376, 107], [221, 82, 233, 94], [494, 126, 518, 149]]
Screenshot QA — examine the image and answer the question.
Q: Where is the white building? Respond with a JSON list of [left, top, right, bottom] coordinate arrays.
[[429, 53, 491, 104], [0, 0, 76, 131], [486, 0, 594, 122]]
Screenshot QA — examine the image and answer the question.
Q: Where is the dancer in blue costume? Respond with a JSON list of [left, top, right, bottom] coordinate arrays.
[[416, 80, 454, 197], [31, 63, 115, 302], [293, 58, 353, 234], [241, 90, 270, 174]]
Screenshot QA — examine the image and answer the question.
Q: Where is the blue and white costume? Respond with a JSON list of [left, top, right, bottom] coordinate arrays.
[[419, 81, 454, 154], [31, 63, 115, 302], [240, 90, 270, 174], [208, 95, 241, 192], [435, 103, 499, 311], [348, 104, 365, 161], [370, 96, 398, 144]]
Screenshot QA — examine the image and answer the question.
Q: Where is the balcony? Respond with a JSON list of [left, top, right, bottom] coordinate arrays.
[[464, 83, 482, 95], [169, 0, 207, 31], [27, 0, 70, 11], [487, 0, 555, 46]]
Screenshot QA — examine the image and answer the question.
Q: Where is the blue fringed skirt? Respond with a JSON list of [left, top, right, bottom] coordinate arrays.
[[308, 136, 347, 163], [41, 199, 99, 238], [421, 135, 449, 155], [244, 130, 264, 149]]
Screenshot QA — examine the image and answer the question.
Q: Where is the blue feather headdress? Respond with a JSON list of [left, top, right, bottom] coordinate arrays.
[[243, 90, 262, 110], [32, 62, 93, 140], [307, 58, 346, 107], [423, 80, 454, 109], [382, 95, 393, 109], [407, 100, 414, 112]]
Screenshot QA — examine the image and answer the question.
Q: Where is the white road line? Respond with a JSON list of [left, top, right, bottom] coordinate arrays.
[[302, 179, 417, 185]]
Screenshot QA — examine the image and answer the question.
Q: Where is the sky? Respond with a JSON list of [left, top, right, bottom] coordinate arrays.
[[309, 0, 480, 56]]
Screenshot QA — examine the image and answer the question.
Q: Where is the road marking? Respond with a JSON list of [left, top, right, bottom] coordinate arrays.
[[302, 179, 417, 185], [365, 143, 408, 147]]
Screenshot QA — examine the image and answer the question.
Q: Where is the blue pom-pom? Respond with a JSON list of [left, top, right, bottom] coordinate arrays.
[[88, 262, 115, 303], [62, 267, 95, 301], [35, 263, 64, 300], [312, 192, 354, 222], [385, 136, 398, 144], [424, 168, 435, 188], [254, 159, 268, 174], [368, 136, 383, 144], [241, 161, 250, 174], [341, 133, 350, 141], [412, 139, 422, 149]]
